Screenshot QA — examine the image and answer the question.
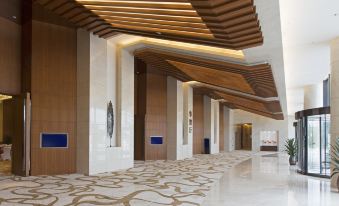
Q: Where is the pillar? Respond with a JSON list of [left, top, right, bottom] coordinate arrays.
[[183, 83, 193, 159], [203, 96, 219, 154], [223, 106, 234, 152], [77, 32, 134, 175], [167, 76, 184, 160], [330, 37, 339, 188]]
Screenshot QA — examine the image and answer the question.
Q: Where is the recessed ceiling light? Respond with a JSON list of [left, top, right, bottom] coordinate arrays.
[[12, 16, 17, 19]]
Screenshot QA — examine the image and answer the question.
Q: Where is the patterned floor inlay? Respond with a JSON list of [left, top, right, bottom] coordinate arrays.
[[0, 151, 252, 206]]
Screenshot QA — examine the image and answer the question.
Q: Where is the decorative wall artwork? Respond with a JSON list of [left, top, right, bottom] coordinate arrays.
[[107, 101, 114, 147], [188, 110, 193, 133], [260, 131, 278, 146]]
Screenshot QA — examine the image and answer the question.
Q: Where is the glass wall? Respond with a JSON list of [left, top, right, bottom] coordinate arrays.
[[306, 114, 330, 176], [295, 108, 330, 178]]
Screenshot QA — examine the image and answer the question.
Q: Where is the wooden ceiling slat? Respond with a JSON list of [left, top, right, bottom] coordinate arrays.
[[191, 0, 253, 15], [194, 88, 283, 120], [34, 0, 263, 49], [100, 15, 208, 29], [85, 6, 199, 17], [76, 1, 194, 10], [91, 10, 204, 23], [134, 48, 279, 99]]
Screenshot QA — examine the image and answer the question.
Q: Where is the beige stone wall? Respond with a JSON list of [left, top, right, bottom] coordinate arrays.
[[330, 37, 339, 188]]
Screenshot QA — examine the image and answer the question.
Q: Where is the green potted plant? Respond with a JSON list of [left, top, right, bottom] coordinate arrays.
[[285, 138, 297, 165], [331, 137, 339, 192]]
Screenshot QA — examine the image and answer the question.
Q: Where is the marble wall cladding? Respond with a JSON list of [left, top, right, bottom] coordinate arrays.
[[167, 77, 183, 160], [330, 37, 339, 187], [233, 110, 288, 152], [223, 106, 235, 152], [116, 48, 134, 169], [203, 96, 220, 154], [167, 78, 194, 160], [76, 29, 90, 174], [77, 32, 134, 175], [211, 100, 220, 154], [204, 96, 212, 150], [182, 83, 193, 159], [89, 34, 108, 175]]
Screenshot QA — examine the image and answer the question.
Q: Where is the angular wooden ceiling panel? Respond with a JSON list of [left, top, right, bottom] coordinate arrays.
[[194, 87, 283, 120], [134, 48, 278, 98], [134, 47, 283, 120], [167, 61, 255, 94], [33, 0, 263, 50]]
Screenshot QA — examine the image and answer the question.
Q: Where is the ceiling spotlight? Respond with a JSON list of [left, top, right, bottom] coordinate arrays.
[[12, 16, 17, 19]]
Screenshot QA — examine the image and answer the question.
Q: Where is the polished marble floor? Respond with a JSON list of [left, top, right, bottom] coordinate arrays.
[[0, 151, 252, 206], [203, 153, 339, 206]]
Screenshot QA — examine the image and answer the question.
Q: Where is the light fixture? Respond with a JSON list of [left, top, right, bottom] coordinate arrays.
[[0, 94, 12, 101]]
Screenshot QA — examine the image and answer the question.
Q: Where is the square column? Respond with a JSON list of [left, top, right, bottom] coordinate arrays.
[[223, 106, 235, 152], [330, 37, 339, 188], [183, 83, 193, 159], [203, 96, 220, 154], [77, 32, 134, 175], [167, 77, 183, 160], [167, 77, 194, 160]]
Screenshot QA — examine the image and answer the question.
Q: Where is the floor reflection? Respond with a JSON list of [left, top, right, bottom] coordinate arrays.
[[203, 152, 339, 206]]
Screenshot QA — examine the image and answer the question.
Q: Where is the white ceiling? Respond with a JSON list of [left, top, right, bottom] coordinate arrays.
[[244, 0, 287, 116], [279, 0, 339, 115]]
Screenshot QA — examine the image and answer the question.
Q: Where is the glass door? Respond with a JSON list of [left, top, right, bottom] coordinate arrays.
[[320, 114, 330, 176], [306, 114, 331, 177], [307, 115, 321, 174]]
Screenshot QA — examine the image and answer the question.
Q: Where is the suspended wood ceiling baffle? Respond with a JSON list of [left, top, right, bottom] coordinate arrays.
[[134, 48, 283, 120], [134, 48, 278, 98], [33, 0, 263, 50], [193, 87, 283, 120]]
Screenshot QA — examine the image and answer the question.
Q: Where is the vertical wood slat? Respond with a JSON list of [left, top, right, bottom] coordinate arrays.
[[193, 92, 204, 154]]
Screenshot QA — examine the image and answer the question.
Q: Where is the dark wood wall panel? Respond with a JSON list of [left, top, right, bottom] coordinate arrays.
[[193, 92, 204, 154], [219, 105, 224, 151], [0, 17, 21, 95], [2, 100, 15, 146], [30, 20, 77, 175], [134, 59, 147, 160], [144, 73, 167, 160]]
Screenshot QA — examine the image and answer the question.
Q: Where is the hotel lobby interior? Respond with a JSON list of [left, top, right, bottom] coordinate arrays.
[[0, 0, 339, 205]]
